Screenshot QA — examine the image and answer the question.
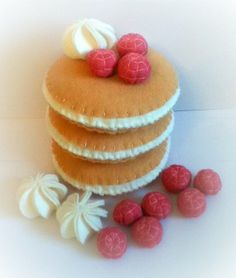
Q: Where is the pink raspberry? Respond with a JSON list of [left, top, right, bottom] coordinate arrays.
[[177, 188, 206, 217], [142, 192, 172, 219], [131, 216, 163, 248], [113, 199, 143, 226], [117, 33, 148, 56], [161, 165, 192, 193], [118, 53, 151, 84], [193, 169, 222, 195], [97, 227, 127, 259], [87, 49, 118, 77]]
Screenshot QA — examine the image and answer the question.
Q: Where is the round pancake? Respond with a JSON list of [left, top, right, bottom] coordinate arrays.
[[52, 139, 169, 196], [44, 49, 179, 132], [47, 107, 173, 162]]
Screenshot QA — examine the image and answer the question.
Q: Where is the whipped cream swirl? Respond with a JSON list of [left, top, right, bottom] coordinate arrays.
[[18, 173, 68, 219], [63, 18, 117, 59], [56, 192, 108, 244]]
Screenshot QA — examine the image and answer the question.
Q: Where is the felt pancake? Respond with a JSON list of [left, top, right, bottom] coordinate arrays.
[[52, 139, 169, 196], [44, 49, 179, 132], [47, 107, 173, 162]]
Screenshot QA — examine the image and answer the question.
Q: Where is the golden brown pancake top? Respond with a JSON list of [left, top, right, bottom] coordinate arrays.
[[46, 49, 178, 119]]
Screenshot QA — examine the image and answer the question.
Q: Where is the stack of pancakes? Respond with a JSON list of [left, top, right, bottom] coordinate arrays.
[[43, 49, 179, 196]]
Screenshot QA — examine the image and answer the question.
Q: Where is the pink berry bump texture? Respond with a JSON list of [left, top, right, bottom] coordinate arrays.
[[193, 169, 222, 195], [113, 199, 143, 226], [117, 33, 148, 56], [177, 188, 206, 218], [97, 227, 127, 259], [118, 53, 151, 84], [131, 216, 163, 248], [142, 192, 172, 220], [161, 165, 192, 193], [87, 49, 118, 77]]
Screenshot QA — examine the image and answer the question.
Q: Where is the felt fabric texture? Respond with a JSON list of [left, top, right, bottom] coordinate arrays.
[[52, 139, 168, 187], [45, 49, 178, 120], [47, 107, 172, 153]]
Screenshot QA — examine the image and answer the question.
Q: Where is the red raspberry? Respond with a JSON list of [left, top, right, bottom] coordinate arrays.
[[177, 188, 206, 217], [161, 165, 192, 193], [193, 169, 222, 195], [113, 199, 143, 226], [97, 227, 127, 259], [142, 192, 172, 220], [87, 49, 118, 77], [117, 33, 148, 56], [131, 216, 163, 248], [118, 53, 151, 84]]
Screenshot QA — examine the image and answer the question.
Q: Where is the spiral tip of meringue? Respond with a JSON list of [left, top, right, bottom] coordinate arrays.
[[62, 18, 117, 60]]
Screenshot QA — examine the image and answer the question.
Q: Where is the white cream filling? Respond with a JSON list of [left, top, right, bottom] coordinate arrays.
[[52, 139, 170, 196], [47, 112, 174, 161], [43, 81, 180, 131]]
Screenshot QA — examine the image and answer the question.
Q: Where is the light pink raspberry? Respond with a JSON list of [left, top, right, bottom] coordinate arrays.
[[142, 192, 172, 220], [97, 227, 127, 259], [177, 188, 206, 217], [193, 169, 222, 195], [117, 33, 148, 56], [131, 216, 163, 248], [87, 49, 118, 77], [117, 53, 151, 84], [113, 199, 143, 226]]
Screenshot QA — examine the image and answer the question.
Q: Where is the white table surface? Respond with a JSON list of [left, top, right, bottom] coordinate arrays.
[[1, 109, 236, 278]]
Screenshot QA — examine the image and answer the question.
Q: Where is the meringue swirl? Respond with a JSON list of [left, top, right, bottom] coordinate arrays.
[[63, 18, 117, 59], [18, 173, 68, 219], [56, 192, 108, 244]]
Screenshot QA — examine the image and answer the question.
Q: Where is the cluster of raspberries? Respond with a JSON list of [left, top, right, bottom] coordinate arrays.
[[86, 33, 151, 84], [96, 165, 222, 259]]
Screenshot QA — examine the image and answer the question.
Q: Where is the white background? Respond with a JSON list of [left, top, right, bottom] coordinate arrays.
[[0, 1, 236, 278]]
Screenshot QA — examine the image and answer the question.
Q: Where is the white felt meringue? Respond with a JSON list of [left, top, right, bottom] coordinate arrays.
[[18, 173, 68, 219], [56, 192, 108, 244], [63, 18, 117, 59]]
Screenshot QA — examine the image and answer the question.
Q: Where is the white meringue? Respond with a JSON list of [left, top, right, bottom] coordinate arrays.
[[63, 18, 117, 59], [56, 192, 108, 244], [18, 173, 68, 219]]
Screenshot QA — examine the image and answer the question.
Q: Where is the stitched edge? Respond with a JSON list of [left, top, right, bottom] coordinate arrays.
[[47, 111, 174, 161], [52, 140, 170, 196], [43, 80, 180, 131]]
